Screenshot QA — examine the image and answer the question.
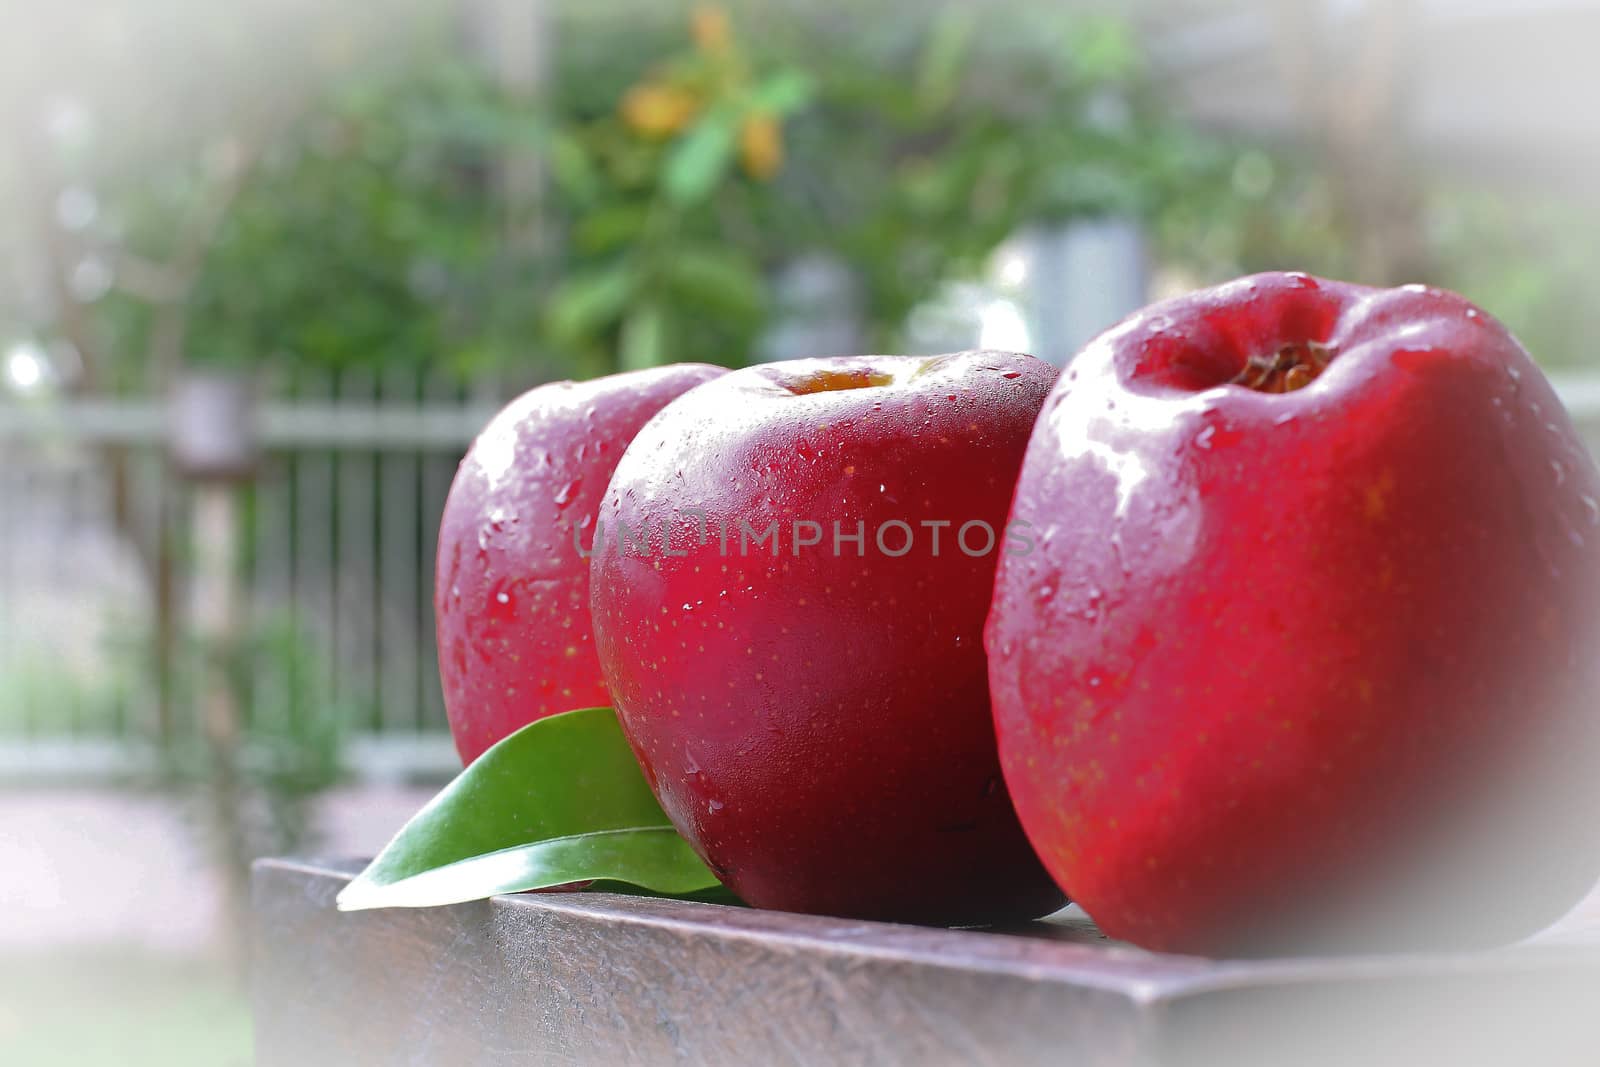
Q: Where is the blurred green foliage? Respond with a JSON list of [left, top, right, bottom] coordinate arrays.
[[1421, 185, 1600, 370], [155, 615, 352, 860], [57, 1, 1600, 384], [87, 3, 1250, 384]]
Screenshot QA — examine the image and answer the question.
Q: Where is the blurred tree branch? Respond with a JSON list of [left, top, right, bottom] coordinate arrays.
[[13, 83, 281, 738], [142, 135, 271, 390]]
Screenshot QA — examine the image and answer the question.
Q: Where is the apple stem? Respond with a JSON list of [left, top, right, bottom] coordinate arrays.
[[1231, 341, 1334, 394]]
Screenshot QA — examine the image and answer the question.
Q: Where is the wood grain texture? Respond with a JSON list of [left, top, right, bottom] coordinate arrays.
[[252, 857, 1600, 1066]]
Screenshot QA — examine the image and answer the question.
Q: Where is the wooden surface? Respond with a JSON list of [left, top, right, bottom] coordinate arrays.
[[252, 857, 1600, 1066]]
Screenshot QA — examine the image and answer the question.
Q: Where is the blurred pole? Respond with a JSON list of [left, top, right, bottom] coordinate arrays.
[[1269, 0, 1424, 284], [193, 479, 249, 969], [172, 371, 259, 970], [1025, 219, 1148, 366], [470, 0, 550, 400], [478, 0, 549, 255]]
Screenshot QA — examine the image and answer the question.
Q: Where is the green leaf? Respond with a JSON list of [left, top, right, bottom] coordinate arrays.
[[915, 10, 974, 113], [662, 109, 739, 205], [337, 707, 719, 911], [618, 303, 666, 370], [663, 246, 767, 323], [572, 203, 653, 254], [1066, 15, 1141, 84], [547, 130, 599, 204], [747, 69, 815, 116], [546, 264, 636, 342]]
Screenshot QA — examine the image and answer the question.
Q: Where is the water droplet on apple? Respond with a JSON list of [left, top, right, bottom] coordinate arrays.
[[575, 443, 588, 461], [707, 798, 724, 813], [1195, 425, 1217, 449], [1036, 585, 1055, 603], [1466, 308, 1481, 320], [1088, 674, 1102, 688], [553, 478, 582, 506], [496, 591, 510, 605], [1583, 496, 1600, 526], [1272, 412, 1296, 426], [1110, 531, 1131, 576], [1552, 460, 1567, 487], [1001, 371, 1023, 380]]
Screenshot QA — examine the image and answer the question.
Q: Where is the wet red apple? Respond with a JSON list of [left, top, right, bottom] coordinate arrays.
[[590, 352, 1066, 924], [987, 272, 1600, 955], [436, 364, 725, 764]]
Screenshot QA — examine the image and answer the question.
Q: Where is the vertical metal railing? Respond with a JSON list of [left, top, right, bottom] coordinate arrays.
[[0, 367, 503, 780]]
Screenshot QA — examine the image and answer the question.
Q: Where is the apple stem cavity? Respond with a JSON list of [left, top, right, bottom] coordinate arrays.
[[784, 368, 896, 395], [1230, 341, 1335, 394]]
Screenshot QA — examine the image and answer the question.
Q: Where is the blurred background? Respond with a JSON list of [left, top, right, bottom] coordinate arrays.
[[3, 0, 1600, 1062]]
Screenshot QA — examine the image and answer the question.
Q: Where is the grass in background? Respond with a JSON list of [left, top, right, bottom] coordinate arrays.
[[0, 950, 250, 1067]]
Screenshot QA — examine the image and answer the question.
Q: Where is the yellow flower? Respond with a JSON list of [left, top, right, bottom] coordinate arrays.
[[691, 5, 732, 56], [620, 83, 700, 137], [739, 111, 783, 180]]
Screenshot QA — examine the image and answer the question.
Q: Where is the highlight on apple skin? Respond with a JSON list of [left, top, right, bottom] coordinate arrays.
[[436, 363, 726, 765], [987, 272, 1600, 956], [589, 351, 1068, 925]]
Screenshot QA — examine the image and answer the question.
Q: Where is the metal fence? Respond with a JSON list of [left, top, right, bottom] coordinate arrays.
[[5, 370, 1600, 783], [0, 367, 504, 782]]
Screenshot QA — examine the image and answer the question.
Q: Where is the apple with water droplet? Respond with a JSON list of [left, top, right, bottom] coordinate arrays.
[[589, 352, 1067, 924], [436, 364, 726, 764], [987, 272, 1600, 954]]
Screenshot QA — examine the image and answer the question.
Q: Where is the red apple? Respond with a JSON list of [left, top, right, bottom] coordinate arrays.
[[436, 364, 726, 765], [589, 352, 1066, 924], [987, 272, 1600, 955]]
